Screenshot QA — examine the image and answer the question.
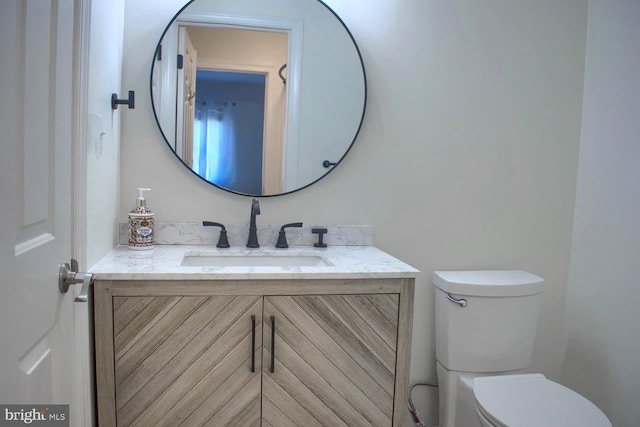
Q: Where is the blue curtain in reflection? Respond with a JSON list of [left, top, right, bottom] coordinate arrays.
[[193, 103, 236, 187]]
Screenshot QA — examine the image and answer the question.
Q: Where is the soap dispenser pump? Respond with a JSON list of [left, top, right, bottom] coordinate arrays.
[[128, 188, 154, 250]]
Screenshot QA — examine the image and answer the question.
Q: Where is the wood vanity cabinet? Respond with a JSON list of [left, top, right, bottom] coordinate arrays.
[[94, 278, 414, 426]]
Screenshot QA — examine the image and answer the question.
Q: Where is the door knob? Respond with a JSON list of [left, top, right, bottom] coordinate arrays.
[[58, 259, 94, 302]]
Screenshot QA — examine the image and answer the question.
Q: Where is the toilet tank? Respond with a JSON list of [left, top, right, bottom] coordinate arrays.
[[434, 271, 544, 373]]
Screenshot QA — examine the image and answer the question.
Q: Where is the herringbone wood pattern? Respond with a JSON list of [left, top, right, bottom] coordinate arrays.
[[262, 294, 399, 427], [113, 295, 262, 426], [111, 293, 399, 426]]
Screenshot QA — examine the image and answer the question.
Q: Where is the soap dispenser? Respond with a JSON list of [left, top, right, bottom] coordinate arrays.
[[128, 188, 154, 250]]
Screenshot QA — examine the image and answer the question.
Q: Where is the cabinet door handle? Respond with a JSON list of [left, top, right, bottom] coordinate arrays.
[[270, 316, 275, 373], [251, 315, 256, 373]]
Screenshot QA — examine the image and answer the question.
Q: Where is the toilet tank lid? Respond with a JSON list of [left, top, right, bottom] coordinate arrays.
[[433, 270, 544, 297]]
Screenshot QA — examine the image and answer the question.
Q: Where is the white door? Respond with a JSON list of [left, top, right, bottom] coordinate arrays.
[[177, 27, 198, 168], [0, 0, 81, 420]]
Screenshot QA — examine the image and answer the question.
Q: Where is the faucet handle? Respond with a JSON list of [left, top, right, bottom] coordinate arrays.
[[276, 222, 303, 248], [202, 221, 230, 248]]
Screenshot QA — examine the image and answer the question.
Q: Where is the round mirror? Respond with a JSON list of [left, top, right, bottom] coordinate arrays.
[[151, 0, 366, 197]]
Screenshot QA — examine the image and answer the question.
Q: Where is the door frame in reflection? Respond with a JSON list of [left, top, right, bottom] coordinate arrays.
[[194, 61, 282, 194]]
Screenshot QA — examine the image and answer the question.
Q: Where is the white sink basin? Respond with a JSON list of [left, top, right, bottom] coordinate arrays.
[[181, 250, 333, 267]]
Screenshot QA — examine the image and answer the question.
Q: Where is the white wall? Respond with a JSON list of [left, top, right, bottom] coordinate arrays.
[[85, 0, 125, 268], [562, 1, 640, 425], [121, 1, 587, 424]]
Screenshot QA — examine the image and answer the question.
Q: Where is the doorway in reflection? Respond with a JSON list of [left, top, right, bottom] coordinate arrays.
[[193, 70, 266, 194]]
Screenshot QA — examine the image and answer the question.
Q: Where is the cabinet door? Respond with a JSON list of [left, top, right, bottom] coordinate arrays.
[[263, 294, 400, 427], [113, 295, 263, 426]]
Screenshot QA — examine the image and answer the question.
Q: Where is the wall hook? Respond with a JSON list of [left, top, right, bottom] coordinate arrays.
[[322, 160, 337, 168], [278, 63, 287, 84], [111, 90, 135, 110]]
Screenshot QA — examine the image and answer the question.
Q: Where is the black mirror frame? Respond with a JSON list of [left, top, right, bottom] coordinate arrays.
[[150, 0, 367, 197]]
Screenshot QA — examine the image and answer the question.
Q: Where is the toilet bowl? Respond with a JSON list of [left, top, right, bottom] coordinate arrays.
[[474, 374, 611, 427], [434, 270, 611, 427]]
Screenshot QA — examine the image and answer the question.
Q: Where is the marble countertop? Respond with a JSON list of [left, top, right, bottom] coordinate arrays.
[[90, 245, 419, 280]]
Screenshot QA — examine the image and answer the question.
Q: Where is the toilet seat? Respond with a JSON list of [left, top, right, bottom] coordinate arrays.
[[473, 374, 612, 427]]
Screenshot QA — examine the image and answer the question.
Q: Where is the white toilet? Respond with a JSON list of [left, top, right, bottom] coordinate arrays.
[[434, 270, 611, 427]]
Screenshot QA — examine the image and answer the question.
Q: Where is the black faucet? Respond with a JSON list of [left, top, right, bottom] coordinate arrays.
[[246, 199, 261, 248]]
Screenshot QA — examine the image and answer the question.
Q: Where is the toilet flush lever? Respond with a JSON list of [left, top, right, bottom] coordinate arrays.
[[58, 260, 94, 302], [446, 294, 468, 308]]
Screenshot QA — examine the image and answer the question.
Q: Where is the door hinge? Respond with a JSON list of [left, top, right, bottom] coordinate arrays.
[[177, 54, 183, 69]]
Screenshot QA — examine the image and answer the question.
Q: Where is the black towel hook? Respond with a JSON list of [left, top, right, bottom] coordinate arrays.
[[111, 90, 135, 110], [278, 64, 287, 84], [322, 160, 337, 168]]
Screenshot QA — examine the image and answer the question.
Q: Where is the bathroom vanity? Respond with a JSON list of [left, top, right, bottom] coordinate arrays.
[[91, 245, 417, 426]]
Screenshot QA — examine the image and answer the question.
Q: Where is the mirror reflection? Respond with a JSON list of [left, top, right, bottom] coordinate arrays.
[[187, 27, 287, 195], [151, 0, 366, 196]]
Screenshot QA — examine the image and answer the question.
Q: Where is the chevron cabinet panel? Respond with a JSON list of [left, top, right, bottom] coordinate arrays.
[[262, 295, 399, 427], [112, 295, 262, 426]]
